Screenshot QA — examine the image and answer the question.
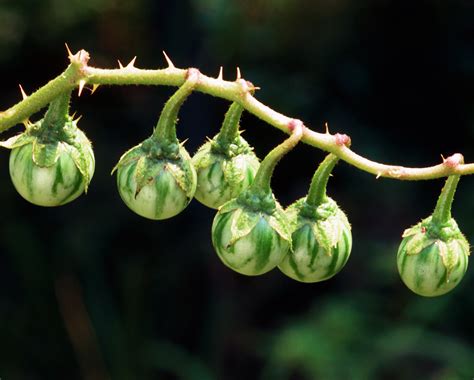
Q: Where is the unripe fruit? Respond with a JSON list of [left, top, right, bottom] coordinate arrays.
[[212, 194, 291, 275], [1, 118, 94, 207], [397, 216, 469, 297], [278, 197, 352, 282], [114, 69, 199, 220], [192, 135, 259, 209], [115, 140, 196, 220]]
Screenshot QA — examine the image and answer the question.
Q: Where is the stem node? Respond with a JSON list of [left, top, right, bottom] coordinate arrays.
[[69, 49, 90, 68], [1, 48, 473, 183], [443, 153, 464, 169], [186, 67, 201, 82], [288, 119, 303, 132], [335, 133, 351, 147]]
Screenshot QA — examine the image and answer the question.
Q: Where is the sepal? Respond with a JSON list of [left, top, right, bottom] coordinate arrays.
[[229, 208, 260, 245], [403, 229, 435, 255], [192, 134, 259, 209], [32, 140, 60, 167], [268, 206, 292, 245], [0, 132, 35, 150], [290, 197, 350, 255]]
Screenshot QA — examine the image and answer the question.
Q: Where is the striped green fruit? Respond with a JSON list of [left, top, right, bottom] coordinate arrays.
[[278, 197, 352, 282], [115, 142, 196, 220], [192, 135, 259, 209], [397, 216, 469, 297], [211, 196, 292, 276], [2, 120, 95, 207]]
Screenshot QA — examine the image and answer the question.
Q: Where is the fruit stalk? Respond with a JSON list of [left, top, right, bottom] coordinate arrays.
[[431, 174, 461, 226], [42, 91, 72, 130], [305, 153, 339, 206], [214, 102, 244, 148], [248, 121, 303, 196], [152, 69, 200, 143]]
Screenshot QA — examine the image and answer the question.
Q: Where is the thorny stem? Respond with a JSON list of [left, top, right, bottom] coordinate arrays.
[[0, 49, 472, 181]]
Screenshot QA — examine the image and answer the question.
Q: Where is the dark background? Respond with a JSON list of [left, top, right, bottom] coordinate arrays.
[[0, 1, 473, 379]]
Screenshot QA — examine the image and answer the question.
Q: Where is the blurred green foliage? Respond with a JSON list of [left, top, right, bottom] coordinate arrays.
[[0, 1, 473, 379]]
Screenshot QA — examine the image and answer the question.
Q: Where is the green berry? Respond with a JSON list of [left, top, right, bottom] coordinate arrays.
[[212, 195, 292, 275], [278, 197, 352, 282], [192, 135, 259, 209], [1, 117, 94, 207], [397, 171, 470, 297], [115, 140, 196, 220], [397, 216, 469, 297]]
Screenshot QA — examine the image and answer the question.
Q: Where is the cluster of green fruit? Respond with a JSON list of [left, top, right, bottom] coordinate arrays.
[[1, 75, 469, 297]]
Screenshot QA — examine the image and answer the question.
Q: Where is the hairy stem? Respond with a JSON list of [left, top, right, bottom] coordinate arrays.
[[153, 69, 199, 143], [0, 49, 472, 181], [431, 175, 461, 225], [0, 64, 82, 132], [306, 154, 339, 206], [215, 102, 244, 147]]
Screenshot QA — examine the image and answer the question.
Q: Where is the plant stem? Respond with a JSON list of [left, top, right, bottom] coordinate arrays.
[[0, 49, 473, 181], [152, 70, 199, 143], [0, 63, 81, 132], [249, 123, 303, 196], [306, 154, 339, 206], [215, 102, 243, 147], [431, 174, 461, 225]]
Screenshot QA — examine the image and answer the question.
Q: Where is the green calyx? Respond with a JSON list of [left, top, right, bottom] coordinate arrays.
[[217, 198, 292, 247], [112, 139, 195, 200], [192, 135, 259, 209], [191, 102, 261, 210], [403, 216, 463, 243], [400, 171, 468, 267], [402, 216, 468, 254], [236, 188, 277, 215], [197, 102, 256, 163], [287, 197, 350, 256], [297, 197, 340, 221], [0, 92, 94, 190], [209, 133, 255, 158], [196, 133, 257, 164]]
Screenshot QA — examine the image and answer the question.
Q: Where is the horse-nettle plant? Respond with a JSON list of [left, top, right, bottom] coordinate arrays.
[[0, 47, 470, 296]]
